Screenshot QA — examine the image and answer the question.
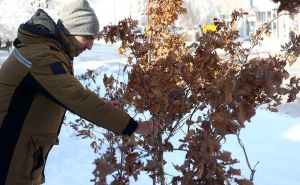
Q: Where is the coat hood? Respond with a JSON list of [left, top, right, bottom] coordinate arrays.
[[16, 9, 76, 59]]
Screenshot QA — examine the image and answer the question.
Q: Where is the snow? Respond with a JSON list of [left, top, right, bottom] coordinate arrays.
[[72, 42, 128, 75], [224, 109, 300, 185], [44, 125, 98, 185], [284, 124, 300, 142]]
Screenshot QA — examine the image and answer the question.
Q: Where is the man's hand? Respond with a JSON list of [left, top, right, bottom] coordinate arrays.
[[135, 121, 157, 137]]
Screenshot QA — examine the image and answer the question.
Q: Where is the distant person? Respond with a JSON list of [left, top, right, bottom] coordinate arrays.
[[5, 40, 12, 52], [0, 0, 155, 184], [0, 38, 2, 49]]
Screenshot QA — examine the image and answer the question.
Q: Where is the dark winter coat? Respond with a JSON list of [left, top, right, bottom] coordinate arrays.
[[0, 9, 137, 185]]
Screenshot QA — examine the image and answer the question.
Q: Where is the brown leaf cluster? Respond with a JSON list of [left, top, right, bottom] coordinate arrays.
[[172, 127, 241, 185], [272, 0, 300, 13], [146, 0, 186, 26], [281, 32, 300, 65]]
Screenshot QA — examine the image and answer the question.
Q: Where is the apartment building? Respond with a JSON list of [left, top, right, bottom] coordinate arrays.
[[218, 0, 300, 40]]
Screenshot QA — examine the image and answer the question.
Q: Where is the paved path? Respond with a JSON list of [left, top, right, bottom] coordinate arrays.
[[0, 50, 9, 66]]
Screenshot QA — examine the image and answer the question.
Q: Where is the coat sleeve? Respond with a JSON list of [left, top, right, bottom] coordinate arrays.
[[29, 54, 137, 135]]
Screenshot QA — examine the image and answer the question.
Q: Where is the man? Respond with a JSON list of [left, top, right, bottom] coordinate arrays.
[[0, 0, 153, 184], [5, 40, 12, 52]]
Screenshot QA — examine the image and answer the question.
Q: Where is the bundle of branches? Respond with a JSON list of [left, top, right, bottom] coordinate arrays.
[[70, 0, 300, 184]]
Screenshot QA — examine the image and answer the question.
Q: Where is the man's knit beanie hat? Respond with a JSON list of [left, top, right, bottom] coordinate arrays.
[[57, 0, 99, 36]]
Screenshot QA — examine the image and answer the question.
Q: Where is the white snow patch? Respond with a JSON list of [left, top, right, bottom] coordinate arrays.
[[283, 124, 300, 142]]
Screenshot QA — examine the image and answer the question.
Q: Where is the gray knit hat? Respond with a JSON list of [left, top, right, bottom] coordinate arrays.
[[57, 0, 99, 36]]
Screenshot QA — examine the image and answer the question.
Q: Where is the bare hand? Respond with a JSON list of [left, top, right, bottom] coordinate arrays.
[[135, 120, 157, 137]]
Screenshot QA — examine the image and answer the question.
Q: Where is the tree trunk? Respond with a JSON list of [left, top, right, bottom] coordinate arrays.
[[157, 133, 165, 185]]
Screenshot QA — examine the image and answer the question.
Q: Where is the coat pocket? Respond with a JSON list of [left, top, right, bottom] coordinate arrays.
[[25, 134, 59, 184]]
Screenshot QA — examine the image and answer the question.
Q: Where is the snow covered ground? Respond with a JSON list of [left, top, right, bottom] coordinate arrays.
[[1, 41, 300, 185]]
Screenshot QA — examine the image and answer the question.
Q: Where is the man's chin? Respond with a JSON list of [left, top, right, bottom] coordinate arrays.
[[75, 50, 83, 57]]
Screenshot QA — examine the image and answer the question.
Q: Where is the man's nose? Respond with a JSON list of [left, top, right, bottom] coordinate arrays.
[[86, 40, 94, 50]]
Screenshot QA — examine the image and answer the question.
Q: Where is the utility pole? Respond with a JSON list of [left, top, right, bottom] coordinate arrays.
[[245, 0, 255, 40]]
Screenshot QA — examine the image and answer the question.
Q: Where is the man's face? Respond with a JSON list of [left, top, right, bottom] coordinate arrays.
[[71, 35, 95, 57]]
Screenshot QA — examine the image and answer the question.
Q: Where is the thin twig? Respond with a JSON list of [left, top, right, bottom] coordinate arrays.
[[236, 130, 259, 181], [246, 12, 290, 59]]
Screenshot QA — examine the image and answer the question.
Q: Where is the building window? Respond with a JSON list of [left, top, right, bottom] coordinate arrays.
[[258, 12, 266, 24], [267, 11, 271, 21], [273, 22, 276, 30]]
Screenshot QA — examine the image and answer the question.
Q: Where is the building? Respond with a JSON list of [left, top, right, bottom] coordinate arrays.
[[219, 0, 300, 40]]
